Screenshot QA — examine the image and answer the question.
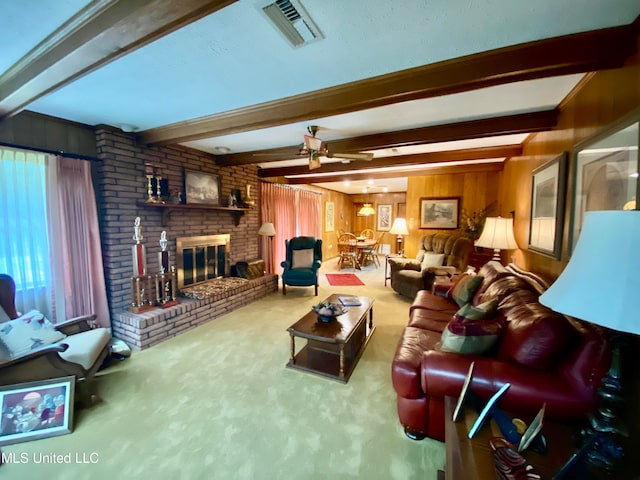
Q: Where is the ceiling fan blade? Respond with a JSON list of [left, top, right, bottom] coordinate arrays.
[[326, 152, 374, 161]]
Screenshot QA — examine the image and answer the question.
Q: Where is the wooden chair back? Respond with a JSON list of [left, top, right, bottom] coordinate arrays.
[[360, 229, 375, 240]]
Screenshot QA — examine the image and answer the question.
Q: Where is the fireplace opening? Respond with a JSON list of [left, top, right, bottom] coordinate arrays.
[[176, 234, 230, 290]]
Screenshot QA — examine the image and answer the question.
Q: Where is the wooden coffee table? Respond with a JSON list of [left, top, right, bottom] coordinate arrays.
[[286, 294, 374, 383]]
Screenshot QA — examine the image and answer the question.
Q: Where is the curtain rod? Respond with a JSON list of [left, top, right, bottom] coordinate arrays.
[[0, 141, 100, 162], [260, 180, 322, 195]]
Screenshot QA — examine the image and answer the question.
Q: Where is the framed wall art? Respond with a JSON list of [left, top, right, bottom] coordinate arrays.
[[376, 204, 392, 231], [325, 201, 334, 232], [570, 119, 639, 254], [0, 376, 75, 446], [184, 170, 221, 205], [420, 197, 460, 229], [528, 152, 567, 259]]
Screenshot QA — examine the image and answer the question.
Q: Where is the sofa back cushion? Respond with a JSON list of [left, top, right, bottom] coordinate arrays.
[[479, 275, 536, 305], [496, 302, 578, 370]]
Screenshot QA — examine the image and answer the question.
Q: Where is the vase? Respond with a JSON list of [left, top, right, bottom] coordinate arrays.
[[317, 314, 336, 323]]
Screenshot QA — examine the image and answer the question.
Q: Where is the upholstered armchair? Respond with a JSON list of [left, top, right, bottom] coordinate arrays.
[[388, 233, 473, 299], [0, 274, 112, 405], [281, 236, 323, 295]]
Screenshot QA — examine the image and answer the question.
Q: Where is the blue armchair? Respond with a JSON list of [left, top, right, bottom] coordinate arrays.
[[280, 237, 323, 295]]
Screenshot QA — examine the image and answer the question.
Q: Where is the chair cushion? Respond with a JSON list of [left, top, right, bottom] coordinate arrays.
[[59, 328, 111, 370], [0, 310, 67, 358], [421, 253, 445, 270], [292, 249, 314, 268]]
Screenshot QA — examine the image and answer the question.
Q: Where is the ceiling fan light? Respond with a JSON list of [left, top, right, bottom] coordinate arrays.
[[304, 134, 322, 151], [298, 144, 309, 156]]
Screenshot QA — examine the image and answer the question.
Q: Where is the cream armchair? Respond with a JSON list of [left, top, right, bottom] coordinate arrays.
[[0, 274, 112, 405]]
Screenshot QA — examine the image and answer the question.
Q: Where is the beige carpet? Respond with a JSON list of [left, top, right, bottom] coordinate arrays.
[[1, 260, 445, 479]]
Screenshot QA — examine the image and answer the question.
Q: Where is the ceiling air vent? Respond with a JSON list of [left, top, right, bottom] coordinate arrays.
[[262, 0, 324, 48]]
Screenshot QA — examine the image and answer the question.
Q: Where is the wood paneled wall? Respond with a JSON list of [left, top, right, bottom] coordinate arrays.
[[404, 171, 502, 258], [502, 30, 640, 282]]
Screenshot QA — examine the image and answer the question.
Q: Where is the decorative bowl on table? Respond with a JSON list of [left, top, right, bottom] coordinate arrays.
[[312, 301, 347, 322]]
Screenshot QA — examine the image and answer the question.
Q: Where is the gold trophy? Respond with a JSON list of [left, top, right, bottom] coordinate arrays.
[[155, 231, 179, 308], [130, 217, 154, 312]]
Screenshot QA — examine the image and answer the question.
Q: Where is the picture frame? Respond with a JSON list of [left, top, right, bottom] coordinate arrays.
[[570, 119, 639, 254], [376, 204, 392, 231], [325, 202, 334, 232], [184, 170, 221, 205], [528, 152, 567, 259], [420, 197, 460, 229], [0, 376, 75, 446]]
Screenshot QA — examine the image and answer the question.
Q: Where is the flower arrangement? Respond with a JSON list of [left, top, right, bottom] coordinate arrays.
[[459, 202, 496, 240], [312, 300, 347, 321]]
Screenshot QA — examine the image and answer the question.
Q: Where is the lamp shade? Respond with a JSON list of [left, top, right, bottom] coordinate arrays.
[[357, 203, 376, 216], [258, 222, 276, 236], [539, 210, 640, 335], [389, 217, 409, 235], [475, 217, 518, 250]]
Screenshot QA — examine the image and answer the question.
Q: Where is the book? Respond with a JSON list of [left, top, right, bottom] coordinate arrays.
[[338, 296, 361, 306]]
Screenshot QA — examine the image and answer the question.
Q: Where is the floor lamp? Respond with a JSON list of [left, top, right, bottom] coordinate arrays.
[[474, 216, 518, 262], [540, 210, 639, 470], [258, 222, 276, 273], [389, 218, 408, 255]]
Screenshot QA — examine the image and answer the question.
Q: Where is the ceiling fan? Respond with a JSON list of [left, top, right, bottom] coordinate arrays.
[[300, 125, 374, 170]]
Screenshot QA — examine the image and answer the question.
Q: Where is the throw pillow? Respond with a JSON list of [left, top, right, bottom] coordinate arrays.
[[454, 299, 499, 321], [451, 275, 484, 307], [439, 316, 504, 354], [421, 252, 445, 270], [291, 249, 314, 269], [0, 310, 66, 358]]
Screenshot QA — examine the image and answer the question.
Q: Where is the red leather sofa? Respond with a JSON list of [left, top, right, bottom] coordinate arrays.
[[391, 261, 611, 441]]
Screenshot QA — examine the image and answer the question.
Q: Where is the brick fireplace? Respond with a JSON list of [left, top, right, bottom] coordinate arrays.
[[94, 126, 276, 349]]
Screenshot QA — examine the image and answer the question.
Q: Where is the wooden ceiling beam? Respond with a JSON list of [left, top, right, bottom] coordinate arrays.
[[0, 0, 237, 119], [258, 145, 522, 177], [139, 22, 637, 145], [219, 110, 550, 166], [280, 162, 504, 185]]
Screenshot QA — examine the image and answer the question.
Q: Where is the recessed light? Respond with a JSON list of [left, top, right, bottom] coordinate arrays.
[[212, 146, 231, 154], [119, 124, 137, 132]]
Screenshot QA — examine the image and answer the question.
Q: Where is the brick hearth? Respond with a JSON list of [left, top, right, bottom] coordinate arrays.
[[113, 274, 278, 350]]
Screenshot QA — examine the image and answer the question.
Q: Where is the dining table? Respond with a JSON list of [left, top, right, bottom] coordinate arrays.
[[337, 238, 376, 268]]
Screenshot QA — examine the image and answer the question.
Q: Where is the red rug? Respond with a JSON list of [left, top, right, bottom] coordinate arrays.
[[325, 273, 365, 286]]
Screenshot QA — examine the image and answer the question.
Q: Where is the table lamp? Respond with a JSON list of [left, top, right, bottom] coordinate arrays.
[[475, 216, 518, 262], [389, 217, 408, 255], [540, 210, 639, 468], [258, 222, 276, 273]]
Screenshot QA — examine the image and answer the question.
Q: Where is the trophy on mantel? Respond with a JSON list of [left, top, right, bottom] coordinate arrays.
[[155, 231, 179, 308], [130, 217, 155, 313]]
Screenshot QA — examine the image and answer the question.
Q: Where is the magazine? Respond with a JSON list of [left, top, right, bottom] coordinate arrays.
[[338, 296, 362, 306]]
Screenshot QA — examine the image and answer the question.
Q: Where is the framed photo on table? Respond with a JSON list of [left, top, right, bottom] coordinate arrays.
[[184, 170, 221, 205], [0, 376, 75, 446], [420, 197, 460, 229], [528, 153, 567, 259], [377, 204, 392, 231], [570, 119, 639, 254]]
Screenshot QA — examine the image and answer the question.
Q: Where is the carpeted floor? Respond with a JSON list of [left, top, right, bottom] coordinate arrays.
[[1, 262, 445, 479], [325, 273, 365, 286]]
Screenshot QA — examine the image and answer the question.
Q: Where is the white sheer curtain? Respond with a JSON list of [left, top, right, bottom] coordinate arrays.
[[0, 146, 53, 318]]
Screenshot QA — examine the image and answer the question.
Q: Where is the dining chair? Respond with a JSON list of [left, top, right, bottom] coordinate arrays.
[[360, 229, 375, 240], [337, 233, 360, 270], [361, 231, 385, 267]]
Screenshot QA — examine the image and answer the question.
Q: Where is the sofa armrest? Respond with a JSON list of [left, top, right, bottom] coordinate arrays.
[[423, 266, 457, 277], [388, 258, 421, 273], [421, 350, 597, 420]]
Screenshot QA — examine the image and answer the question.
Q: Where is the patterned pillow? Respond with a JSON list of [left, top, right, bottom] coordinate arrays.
[[291, 249, 314, 269], [451, 275, 484, 307], [439, 316, 504, 354], [0, 310, 66, 358], [454, 299, 499, 321]]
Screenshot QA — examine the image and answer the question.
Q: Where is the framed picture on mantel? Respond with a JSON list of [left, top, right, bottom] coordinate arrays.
[[184, 170, 220, 206]]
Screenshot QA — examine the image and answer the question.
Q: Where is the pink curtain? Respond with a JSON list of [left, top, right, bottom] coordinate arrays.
[[53, 156, 110, 328], [260, 183, 296, 274], [297, 189, 322, 238]]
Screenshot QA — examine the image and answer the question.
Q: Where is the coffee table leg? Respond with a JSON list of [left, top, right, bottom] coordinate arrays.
[[369, 307, 373, 330], [289, 333, 295, 364], [339, 345, 345, 378]]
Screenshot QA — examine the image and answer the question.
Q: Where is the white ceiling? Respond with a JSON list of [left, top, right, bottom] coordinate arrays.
[[1, 0, 639, 194]]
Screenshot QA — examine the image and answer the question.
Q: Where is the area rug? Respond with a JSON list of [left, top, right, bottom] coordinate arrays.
[[325, 273, 365, 286]]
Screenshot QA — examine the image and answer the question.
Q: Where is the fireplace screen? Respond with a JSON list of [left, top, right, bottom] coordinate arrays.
[[176, 234, 230, 289]]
